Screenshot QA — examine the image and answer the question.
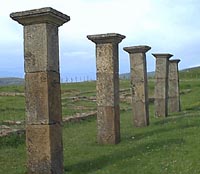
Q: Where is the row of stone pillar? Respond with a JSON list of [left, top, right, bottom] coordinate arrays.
[[10, 7, 181, 174], [87, 33, 181, 145], [154, 54, 181, 117]]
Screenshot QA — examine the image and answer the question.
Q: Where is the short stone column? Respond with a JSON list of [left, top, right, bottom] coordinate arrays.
[[152, 53, 173, 117], [87, 33, 125, 144], [123, 45, 151, 127], [10, 7, 70, 174], [168, 59, 181, 113]]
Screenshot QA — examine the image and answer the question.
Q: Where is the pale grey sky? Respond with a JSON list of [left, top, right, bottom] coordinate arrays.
[[1, 0, 200, 79]]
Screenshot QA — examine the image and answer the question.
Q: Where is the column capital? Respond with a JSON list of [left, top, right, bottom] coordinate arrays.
[[123, 45, 151, 54], [152, 53, 173, 59], [87, 33, 125, 44], [169, 59, 181, 63], [10, 7, 70, 26]]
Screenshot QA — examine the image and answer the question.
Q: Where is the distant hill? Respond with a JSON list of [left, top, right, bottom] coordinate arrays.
[[120, 71, 155, 79], [0, 66, 199, 86], [0, 77, 24, 86], [120, 66, 200, 80], [179, 66, 200, 79], [181, 66, 200, 72]]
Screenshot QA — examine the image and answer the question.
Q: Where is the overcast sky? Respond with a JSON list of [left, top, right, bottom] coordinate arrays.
[[1, 0, 200, 80]]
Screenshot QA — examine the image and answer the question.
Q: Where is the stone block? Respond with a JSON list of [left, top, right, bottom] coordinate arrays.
[[155, 59, 169, 79], [130, 60, 146, 83], [26, 124, 63, 174], [24, 23, 59, 73], [154, 79, 168, 98], [168, 96, 180, 113], [154, 98, 168, 117], [96, 43, 119, 73], [132, 99, 149, 127], [25, 72, 62, 124], [168, 80, 178, 95], [132, 82, 148, 102], [96, 72, 119, 106], [97, 106, 120, 144]]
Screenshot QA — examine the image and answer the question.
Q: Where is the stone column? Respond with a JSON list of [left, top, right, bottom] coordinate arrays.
[[87, 33, 125, 144], [168, 59, 181, 113], [123, 45, 151, 127], [152, 53, 173, 117], [10, 7, 70, 174]]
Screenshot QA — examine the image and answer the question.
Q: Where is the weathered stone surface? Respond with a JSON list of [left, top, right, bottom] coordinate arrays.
[[96, 43, 119, 73], [97, 106, 120, 144], [154, 98, 168, 117], [168, 59, 181, 113], [153, 53, 173, 117], [96, 72, 119, 106], [26, 124, 63, 174], [154, 79, 168, 98], [132, 100, 149, 126], [25, 72, 62, 124], [124, 45, 150, 127], [24, 23, 60, 73], [87, 33, 125, 144], [154, 58, 169, 79]]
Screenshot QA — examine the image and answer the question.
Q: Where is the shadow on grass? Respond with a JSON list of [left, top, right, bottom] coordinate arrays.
[[0, 134, 25, 148], [64, 138, 184, 173], [185, 106, 200, 111], [127, 113, 200, 144], [153, 114, 199, 126], [0, 108, 25, 112]]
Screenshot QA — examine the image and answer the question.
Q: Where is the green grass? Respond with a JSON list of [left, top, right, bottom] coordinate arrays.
[[0, 85, 24, 93], [0, 74, 200, 173], [179, 66, 200, 79], [63, 112, 200, 174], [0, 134, 26, 173], [0, 96, 25, 121], [0, 81, 97, 121], [1, 108, 200, 173]]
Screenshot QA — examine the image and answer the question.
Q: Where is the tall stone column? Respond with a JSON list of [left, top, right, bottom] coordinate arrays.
[[123, 45, 151, 127], [152, 53, 173, 117], [168, 59, 181, 113], [87, 33, 125, 144], [10, 7, 70, 174]]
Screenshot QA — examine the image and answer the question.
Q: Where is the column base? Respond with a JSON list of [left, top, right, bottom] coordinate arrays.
[[26, 124, 63, 174]]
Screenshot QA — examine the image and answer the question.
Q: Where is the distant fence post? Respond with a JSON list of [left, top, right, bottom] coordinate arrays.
[[124, 45, 151, 127], [87, 33, 125, 144], [10, 7, 70, 174], [152, 53, 173, 117], [168, 59, 181, 113]]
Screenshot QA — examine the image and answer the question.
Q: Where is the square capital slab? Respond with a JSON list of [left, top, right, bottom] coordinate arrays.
[[152, 53, 173, 59], [10, 7, 70, 26], [169, 59, 181, 63], [87, 33, 125, 44], [123, 45, 151, 54]]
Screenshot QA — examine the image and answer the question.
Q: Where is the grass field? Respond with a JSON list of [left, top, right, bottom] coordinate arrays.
[[0, 71, 200, 173]]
